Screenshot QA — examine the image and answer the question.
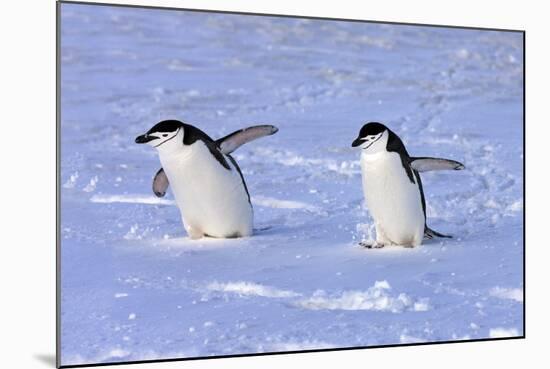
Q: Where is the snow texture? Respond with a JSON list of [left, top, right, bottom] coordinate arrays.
[[294, 281, 430, 313], [60, 3, 524, 366]]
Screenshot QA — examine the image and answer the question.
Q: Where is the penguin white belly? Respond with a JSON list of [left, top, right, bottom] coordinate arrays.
[[159, 142, 253, 238], [361, 151, 424, 246]]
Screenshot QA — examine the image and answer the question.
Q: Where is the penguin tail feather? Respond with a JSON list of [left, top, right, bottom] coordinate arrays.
[[424, 226, 452, 239]]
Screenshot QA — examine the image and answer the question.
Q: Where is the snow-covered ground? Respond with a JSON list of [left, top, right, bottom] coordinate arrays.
[[59, 3, 523, 366]]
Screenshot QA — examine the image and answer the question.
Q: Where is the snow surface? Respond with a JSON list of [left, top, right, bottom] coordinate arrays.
[[59, 3, 524, 366]]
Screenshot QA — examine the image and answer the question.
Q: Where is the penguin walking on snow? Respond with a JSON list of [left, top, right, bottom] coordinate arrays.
[[135, 120, 278, 239], [351, 122, 464, 248]]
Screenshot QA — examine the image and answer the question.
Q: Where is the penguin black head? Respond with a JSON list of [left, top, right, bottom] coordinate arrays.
[[351, 122, 390, 152], [135, 120, 184, 148]]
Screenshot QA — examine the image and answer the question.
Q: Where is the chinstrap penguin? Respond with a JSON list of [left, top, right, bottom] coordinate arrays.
[[135, 120, 278, 239], [351, 122, 464, 248]]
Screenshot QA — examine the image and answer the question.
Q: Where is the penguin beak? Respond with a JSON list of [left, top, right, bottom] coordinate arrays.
[[351, 137, 364, 147], [135, 134, 159, 144]]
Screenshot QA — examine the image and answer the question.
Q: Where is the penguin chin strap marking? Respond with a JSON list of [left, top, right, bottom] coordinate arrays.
[[154, 128, 180, 148], [362, 135, 382, 150]]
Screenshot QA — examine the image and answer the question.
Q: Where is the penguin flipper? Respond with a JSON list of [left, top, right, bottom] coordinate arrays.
[[217, 125, 279, 154], [152, 168, 169, 198], [410, 157, 465, 172], [424, 226, 452, 239]]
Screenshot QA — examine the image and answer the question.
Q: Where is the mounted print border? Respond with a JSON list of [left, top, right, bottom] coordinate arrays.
[[57, 1, 525, 367]]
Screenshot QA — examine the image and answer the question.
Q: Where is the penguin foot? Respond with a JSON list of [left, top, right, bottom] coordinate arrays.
[[359, 241, 385, 249], [186, 226, 204, 240]]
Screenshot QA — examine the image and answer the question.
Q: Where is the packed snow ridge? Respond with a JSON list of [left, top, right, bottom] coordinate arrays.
[[90, 194, 176, 206], [489, 287, 523, 302], [263, 340, 335, 351], [252, 195, 323, 213], [206, 281, 301, 298], [205, 280, 430, 313], [295, 281, 430, 313], [489, 328, 520, 338]]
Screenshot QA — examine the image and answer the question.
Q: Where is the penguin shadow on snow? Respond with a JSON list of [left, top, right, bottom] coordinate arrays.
[[149, 225, 280, 252], [154, 235, 249, 251], [347, 236, 453, 255]]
